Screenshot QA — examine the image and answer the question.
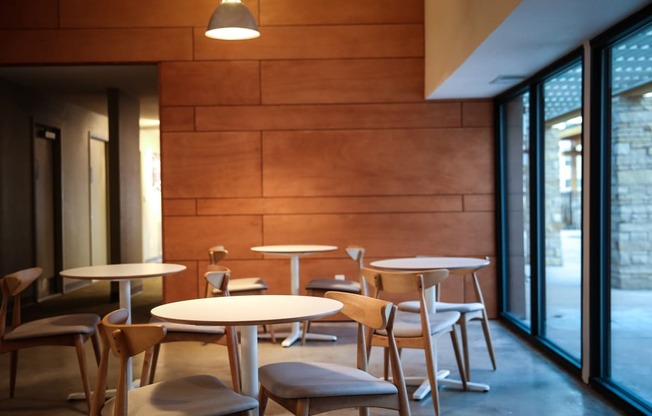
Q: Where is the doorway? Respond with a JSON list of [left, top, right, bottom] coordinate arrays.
[[33, 123, 63, 301]]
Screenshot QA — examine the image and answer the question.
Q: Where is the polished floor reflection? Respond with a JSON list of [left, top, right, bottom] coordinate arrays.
[[0, 278, 626, 416]]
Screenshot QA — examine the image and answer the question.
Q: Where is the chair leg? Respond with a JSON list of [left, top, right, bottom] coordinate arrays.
[[148, 343, 162, 385], [9, 350, 18, 398], [383, 347, 390, 381], [450, 325, 467, 389], [460, 317, 471, 381], [225, 326, 242, 393], [423, 338, 441, 416], [74, 335, 93, 411], [480, 311, 497, 370], [267, 325, 276, 344], [140, 346, 155, 386], [258, 387, 269, 416], [91, 331, 102, 365], [301, 321, 310, 345]]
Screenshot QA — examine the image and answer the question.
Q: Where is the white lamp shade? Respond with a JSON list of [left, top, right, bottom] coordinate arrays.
[[206, 0, 260, 40]]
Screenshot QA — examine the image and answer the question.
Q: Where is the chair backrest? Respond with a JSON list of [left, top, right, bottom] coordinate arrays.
[[208, 246, 228, 264], [324, 291, 409, 413], [91, 309, 167, 416], [361, 267, 449, 297], [204, 265, 231, 298], [361, 267, 449, 344], [416, 255, 490, 303], [345, 245, 367, 294], [345, 245, 365, 269], [1, 267, 42, 340]]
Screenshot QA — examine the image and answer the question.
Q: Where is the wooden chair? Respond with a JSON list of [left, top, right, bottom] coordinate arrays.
[[301, 245, 365, 344], [362, 267, 466, 416], [0, 267, 101, 411], [208, 246, 270, 296], [208, 246, 275, 342], [91, 309, 258, 416], [258, 291, 410, 416], [398, 257, 496, 381], [141, 266, 241, 391]]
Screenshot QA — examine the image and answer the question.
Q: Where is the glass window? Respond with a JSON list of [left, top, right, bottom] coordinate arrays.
[[542, 62, 583, 360], [608, 21, 652, 404], [504, 91, 531, 328]]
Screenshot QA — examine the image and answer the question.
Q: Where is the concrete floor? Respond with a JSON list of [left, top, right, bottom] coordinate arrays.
[[0, 278, 626, 416]]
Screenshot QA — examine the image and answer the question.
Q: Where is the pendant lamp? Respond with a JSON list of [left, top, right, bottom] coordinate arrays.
[[205, 0, 260, 40]]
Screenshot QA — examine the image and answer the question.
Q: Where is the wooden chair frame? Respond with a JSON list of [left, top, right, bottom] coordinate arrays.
[[1, 267, 101, 411], [362, 267, 466, 416]]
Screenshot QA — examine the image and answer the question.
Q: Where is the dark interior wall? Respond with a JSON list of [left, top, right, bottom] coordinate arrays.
[[108, 89, 143, 265], [0, 78, 109, 290], [0, 79, 35, 275]]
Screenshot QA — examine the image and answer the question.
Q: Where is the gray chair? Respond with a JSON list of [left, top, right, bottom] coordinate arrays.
[[208, 246, 270, 296], [141, 266, 241, 391], [301, 245, 365, 344], [258, 291, 410, 416], [208, 246, 275, 342]]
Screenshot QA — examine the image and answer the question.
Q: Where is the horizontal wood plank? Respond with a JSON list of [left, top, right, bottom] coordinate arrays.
[[160, 61, 261, 106], [195, 102, 461, 131], [260, 0, 423, 25], [161, 131, 262, 199], [262, 128, 494, 196], [197, 196, 463, 215], [464, 194, 495, 212], [261, 59, 423, 104], [163, 216, 263, 261], [0, 0, 59, 29], [162, 199, 197, 216], [160, 107, 195, 132], [462, 101, 494, 127], [263, 212, 496, 258], [59, 0, 258, 28], [0, 29, 192, 64], [194, 24, 423, 60]]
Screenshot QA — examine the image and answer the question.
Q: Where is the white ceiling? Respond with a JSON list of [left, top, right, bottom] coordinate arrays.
[[428, 0, 651, 99], [0, 0, 649, 119]]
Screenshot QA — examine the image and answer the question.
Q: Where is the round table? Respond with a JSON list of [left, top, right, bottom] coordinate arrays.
[[152, 295, 343, 403], [61, 262, 186, 391], [250, 245, 338, 347]]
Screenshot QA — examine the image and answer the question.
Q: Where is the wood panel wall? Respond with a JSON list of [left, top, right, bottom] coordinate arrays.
[[0, 0, 497, 316]]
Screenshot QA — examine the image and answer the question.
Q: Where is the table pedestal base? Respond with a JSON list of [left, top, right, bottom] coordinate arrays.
[[258, 321, 336, 347], [405, 371, 490, 401]]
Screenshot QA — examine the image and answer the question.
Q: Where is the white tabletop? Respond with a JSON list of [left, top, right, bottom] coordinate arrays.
[[152, 295, 342, 404], [251, 245, 338, 255], [370, 257, 489, 271], [151, 295, 343, 326], [60, 263, 186, 281]]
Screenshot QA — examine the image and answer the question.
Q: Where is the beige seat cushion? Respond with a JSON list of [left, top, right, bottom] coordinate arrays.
[[212, 277, 268, 295], [101, 374, 258, 416], [4, 314, 100, 341], [399, 300, 484, 314], [305, 278, 361, 293], [259, 362, 397, 398], [149, 317, 226, 334], [375, 310, 460, 338]]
